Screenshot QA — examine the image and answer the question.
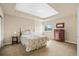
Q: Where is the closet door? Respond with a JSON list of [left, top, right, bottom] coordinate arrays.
[[0, 17, 1, 48], [77, 6, 79, 56]]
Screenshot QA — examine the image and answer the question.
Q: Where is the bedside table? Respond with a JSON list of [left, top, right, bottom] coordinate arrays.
[[12, 36, 18, 44]]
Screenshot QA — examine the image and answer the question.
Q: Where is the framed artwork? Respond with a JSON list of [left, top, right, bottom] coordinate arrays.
[[56, 23, 64, 28]]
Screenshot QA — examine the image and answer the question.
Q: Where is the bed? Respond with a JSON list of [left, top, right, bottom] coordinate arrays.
[[20, 30, 48, 52]]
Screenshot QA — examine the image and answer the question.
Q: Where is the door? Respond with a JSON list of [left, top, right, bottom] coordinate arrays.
[[0, 17, 1, 48], [77, 7, 79, 56]]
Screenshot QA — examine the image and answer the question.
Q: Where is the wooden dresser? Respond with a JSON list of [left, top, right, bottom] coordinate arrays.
[[54, 29, 64, 42]]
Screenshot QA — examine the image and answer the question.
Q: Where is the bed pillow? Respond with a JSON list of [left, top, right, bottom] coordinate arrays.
[[22, 31, 31, 35]]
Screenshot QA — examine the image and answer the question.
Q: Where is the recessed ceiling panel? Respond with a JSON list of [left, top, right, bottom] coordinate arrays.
[[16, 3, 58, 18]]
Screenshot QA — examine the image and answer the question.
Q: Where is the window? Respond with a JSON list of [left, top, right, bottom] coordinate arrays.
[[45, 24, 53, 31], [44, 22, 56, 31]]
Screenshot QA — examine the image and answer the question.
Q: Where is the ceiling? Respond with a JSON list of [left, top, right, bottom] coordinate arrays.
[[16, 3, 58, 18], [0, 3, 78, 21]]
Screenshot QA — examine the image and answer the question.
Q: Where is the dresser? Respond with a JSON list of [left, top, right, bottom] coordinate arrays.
[[54, 29, 64, 42]]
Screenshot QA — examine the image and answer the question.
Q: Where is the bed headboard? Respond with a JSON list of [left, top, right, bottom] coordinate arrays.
[[19, 29, 31, 36], [19, 28, 22, 37]]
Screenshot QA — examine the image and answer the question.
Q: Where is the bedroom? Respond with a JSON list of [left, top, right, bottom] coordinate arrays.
[[0, 3, 77, 56]]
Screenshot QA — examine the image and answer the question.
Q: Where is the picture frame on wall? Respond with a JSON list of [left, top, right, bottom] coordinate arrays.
[[56, 23, 64, 28]]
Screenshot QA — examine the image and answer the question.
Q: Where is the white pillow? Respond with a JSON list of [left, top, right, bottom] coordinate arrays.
[[22, 31, 31, 35]]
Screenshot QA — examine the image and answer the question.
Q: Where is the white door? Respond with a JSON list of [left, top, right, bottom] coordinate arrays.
[[77, 7, 79, 56], [0, 17, 1, 48]]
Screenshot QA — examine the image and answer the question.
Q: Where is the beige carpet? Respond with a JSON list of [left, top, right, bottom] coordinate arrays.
[[0, 40, 77, 56]]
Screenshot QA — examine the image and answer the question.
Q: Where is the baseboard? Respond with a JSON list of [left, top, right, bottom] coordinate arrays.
[[52, 39, 77, 45], [65, 40, 77, 45], [4, 42, 12, 46]]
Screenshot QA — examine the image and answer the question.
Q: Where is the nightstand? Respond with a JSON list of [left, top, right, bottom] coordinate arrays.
[[12, 36, 18, 44]]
